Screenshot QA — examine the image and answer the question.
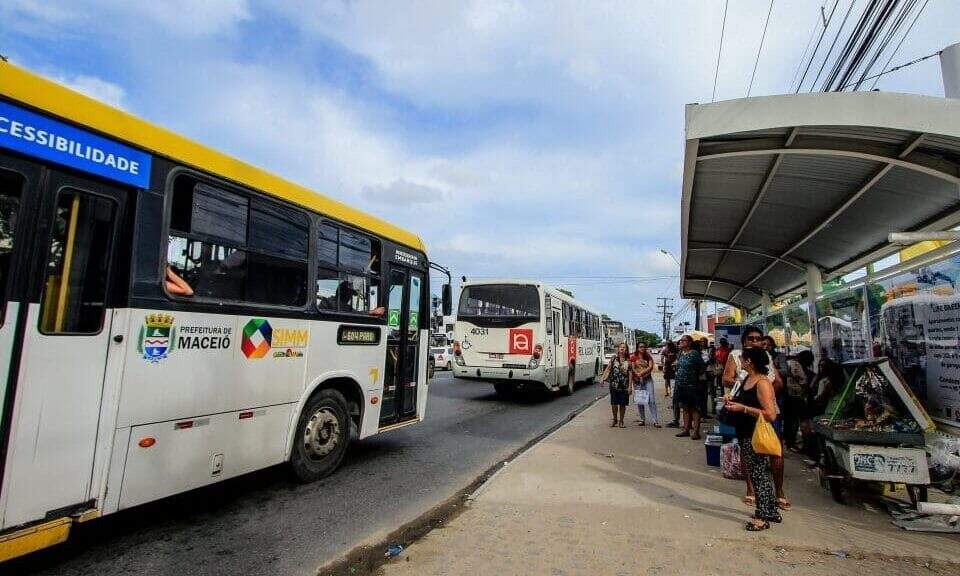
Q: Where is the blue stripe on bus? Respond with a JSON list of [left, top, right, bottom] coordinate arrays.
[[0, 100, 152, 188]]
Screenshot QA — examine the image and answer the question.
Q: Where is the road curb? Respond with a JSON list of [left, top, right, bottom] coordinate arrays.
[[317, 387, 609, 576]]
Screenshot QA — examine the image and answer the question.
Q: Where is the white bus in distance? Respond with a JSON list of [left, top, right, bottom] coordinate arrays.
[[601, 319, 629, 363], [452, 280, 602, 396]]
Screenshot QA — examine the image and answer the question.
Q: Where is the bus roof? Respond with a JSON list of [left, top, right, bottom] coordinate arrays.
[[0, 62, 426, 253]]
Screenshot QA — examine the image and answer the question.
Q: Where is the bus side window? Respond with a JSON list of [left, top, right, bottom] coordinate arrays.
[[315, 222, 382, 315], [166, 176, 309, 307]]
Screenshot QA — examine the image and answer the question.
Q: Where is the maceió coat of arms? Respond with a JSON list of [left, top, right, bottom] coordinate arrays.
[[138, 314, 176, 363]]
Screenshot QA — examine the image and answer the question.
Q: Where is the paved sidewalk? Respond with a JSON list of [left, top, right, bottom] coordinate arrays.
[[381, 377, 959, 576]]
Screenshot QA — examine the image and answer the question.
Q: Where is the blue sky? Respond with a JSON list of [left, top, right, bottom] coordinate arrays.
[[4, 0, 958, 334]]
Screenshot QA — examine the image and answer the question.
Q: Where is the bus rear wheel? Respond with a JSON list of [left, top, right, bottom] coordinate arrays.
[[290, 389, 350, 483]]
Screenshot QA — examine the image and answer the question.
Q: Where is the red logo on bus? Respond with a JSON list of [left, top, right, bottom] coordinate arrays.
[[567, 337, 577, 361], [508, 329, 534, 354]]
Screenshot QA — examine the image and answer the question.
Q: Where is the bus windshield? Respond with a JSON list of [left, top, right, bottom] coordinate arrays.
[[603, 321, 625, 354], [458, 284, 540, 325]]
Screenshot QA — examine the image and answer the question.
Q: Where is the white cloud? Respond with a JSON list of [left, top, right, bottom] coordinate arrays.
[[56, 74, 126, 109], [3, 0, 250, 37], [362, 179, 446, 205]]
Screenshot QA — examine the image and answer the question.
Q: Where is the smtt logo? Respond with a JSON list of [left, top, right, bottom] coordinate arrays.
[[242, 318, 272, 359], [508, 328, 534, 354]]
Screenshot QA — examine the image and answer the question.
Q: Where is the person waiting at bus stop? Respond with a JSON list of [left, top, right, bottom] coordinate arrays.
[[631, 342, 659, 427], [723, 346, 782, 531], [601, 342, 633, 428], [673, 335, 704, 439], [722, 326, 789, 510]]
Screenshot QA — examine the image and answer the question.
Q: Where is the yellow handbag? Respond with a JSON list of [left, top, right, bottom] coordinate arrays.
[[752, 414, 782, 457]]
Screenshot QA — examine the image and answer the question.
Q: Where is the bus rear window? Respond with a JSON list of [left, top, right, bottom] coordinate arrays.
[[458, 285, 540, 320]]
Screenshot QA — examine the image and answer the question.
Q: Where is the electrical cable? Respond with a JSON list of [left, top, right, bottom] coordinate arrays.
[[821, 0, 881, 92], [853, 0, 917, 90], [809, 0, 857, 92], [711, 0, 730, 102], [836, 48, 941, 90], [795, 0, 840, 93], [868, 0, 929, 89], [790, 3, 826, 90], [833, 0, 899, 91], [747, 0, 775, 97]]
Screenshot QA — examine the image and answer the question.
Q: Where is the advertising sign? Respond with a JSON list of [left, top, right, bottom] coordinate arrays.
[[876, 254, 960, 429]]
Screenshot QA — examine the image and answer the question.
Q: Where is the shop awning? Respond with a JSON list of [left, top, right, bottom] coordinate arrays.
[[680, 91, 960, 311]]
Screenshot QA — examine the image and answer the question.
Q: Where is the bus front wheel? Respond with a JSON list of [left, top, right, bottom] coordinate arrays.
[[290, 389, 351, 483]]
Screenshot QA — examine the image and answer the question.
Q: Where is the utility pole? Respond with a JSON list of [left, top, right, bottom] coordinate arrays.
[[657, 297, 674, 341], [693, 299, 702, 332]]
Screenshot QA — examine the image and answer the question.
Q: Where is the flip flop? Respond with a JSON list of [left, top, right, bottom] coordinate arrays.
[[742, 495, 756, 506], [777, 498, 792, 511], [618, 422, 626, 428], [745, 520, 770, 531]]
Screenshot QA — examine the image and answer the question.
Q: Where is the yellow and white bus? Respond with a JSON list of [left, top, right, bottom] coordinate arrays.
[[0, 62, 450, 561], [451, 279, 601, 396]]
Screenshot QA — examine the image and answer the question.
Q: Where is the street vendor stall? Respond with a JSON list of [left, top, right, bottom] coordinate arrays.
[[815, 358, 937, 505]]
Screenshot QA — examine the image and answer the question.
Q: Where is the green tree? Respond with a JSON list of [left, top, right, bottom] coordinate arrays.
[[634, 329, 662, 347]]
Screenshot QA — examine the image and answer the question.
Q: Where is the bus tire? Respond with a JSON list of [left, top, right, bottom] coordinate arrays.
[[562, 370, 575, 396], [290, 389, 351, 483]]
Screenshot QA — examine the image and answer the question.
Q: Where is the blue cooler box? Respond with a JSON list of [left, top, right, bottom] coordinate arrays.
[[704, 434, 723, 467]]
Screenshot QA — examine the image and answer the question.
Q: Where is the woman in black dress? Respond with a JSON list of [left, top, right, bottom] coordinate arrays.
[[601, 343, 633, 428], [723, 346, 782, 530]]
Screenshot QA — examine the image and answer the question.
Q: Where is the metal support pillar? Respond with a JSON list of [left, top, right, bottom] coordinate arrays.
[[805, 263, 822, 363]]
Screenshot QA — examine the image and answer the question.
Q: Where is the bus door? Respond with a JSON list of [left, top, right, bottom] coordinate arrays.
[[552, 309, 562, 388], [0, 159, 125, 528], [380, 266, 424, 426]]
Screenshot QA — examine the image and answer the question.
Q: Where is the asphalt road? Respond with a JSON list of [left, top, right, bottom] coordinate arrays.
[[5, 372, 603, 576]]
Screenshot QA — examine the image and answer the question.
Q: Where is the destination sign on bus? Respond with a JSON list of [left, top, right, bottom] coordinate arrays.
[[0, 100, 152, 188]]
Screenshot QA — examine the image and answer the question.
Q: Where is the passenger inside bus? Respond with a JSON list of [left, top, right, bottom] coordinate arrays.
[[165, 265, 194, 297]]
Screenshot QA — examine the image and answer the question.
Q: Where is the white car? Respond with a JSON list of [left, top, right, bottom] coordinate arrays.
[[431, 346, 454, 371]]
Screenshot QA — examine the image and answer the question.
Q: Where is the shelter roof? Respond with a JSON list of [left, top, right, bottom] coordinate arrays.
[[681, 91, 960, 310]]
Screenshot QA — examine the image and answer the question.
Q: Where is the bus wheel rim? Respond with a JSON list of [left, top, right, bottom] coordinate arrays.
[[304, 407, 341, 459]]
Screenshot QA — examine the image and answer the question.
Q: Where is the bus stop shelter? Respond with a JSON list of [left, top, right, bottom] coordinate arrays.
[[679, 90, 960, 323]]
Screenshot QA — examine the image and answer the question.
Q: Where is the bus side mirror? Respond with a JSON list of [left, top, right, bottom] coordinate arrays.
[[442, 284, 452, 316]]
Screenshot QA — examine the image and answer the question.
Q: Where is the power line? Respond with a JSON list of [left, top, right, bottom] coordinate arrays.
[[869, 0, 929, 89], [837, 48, 941, 90], [711, 0, 729, 103], [809, 0, 857, 92], [852, 0, 917, 90], [747, 0, 775, 97], [789, 5, 825, 89], [795, 0, 840, 92]]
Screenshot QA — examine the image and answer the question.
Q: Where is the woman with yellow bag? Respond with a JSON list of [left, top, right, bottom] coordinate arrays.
[[723, 347, 782, 531]]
